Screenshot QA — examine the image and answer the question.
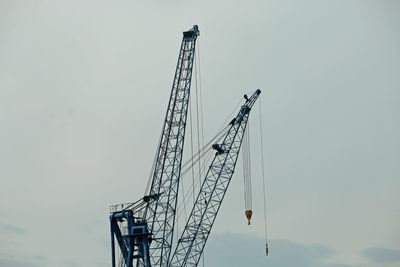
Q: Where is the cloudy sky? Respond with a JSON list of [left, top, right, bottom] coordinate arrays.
[[1, 0, 399, 267]]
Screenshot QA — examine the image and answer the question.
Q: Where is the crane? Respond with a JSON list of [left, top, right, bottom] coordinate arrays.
[[109, 25, 262, 267]]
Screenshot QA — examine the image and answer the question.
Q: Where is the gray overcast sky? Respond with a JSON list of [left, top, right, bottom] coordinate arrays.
[[0, 0, 399, 267]]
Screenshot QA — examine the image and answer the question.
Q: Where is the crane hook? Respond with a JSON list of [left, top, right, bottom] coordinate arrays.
[[245, 210, 253, 225]]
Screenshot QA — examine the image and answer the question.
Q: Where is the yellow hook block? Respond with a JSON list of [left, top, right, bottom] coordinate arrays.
[[245, 210, 253, 225]]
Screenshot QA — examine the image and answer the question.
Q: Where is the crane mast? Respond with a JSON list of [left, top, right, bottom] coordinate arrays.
[[169, 90, 261, 267], [144, 25, 199, 267], [109, 25, 200, 267]]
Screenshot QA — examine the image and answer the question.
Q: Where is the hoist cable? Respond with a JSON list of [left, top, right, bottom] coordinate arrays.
[[194, 48, 202, 201], [242, 121, 252, 213], [247, 121, 252, 210], [189, 88, 196, 204], [197, 40, 206, 180], [242, 130, 248, 209], [196, 40, 206, 267], [258, 97, 269, 254]]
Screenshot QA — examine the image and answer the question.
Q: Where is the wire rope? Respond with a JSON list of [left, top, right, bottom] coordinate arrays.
[[196, 40, 206, 267], [197, 40, 206, 180], [194, 49, 201, 198], [258, 97, 269, 256], [242, 119, 253, 225], [189, 87, 196, 204]]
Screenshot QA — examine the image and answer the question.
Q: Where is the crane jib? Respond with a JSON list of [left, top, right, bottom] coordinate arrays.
[[109, 25, 199, 267], [143, 25, 199, 267], [169, 89, 261, 267]]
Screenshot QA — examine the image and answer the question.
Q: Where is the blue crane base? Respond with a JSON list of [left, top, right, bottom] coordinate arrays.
[[110, 210, 151, 267]]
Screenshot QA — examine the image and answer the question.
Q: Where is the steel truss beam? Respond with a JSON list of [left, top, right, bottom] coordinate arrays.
[[144, 25, 200, 267], [169, 90, 261, 267]]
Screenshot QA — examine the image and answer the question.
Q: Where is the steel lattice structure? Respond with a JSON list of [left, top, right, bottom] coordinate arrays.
[[169, 90, 261, 267], [110, 25, 199, 267], [109, 25, 262, 267], [144, 25, 199, 267]]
